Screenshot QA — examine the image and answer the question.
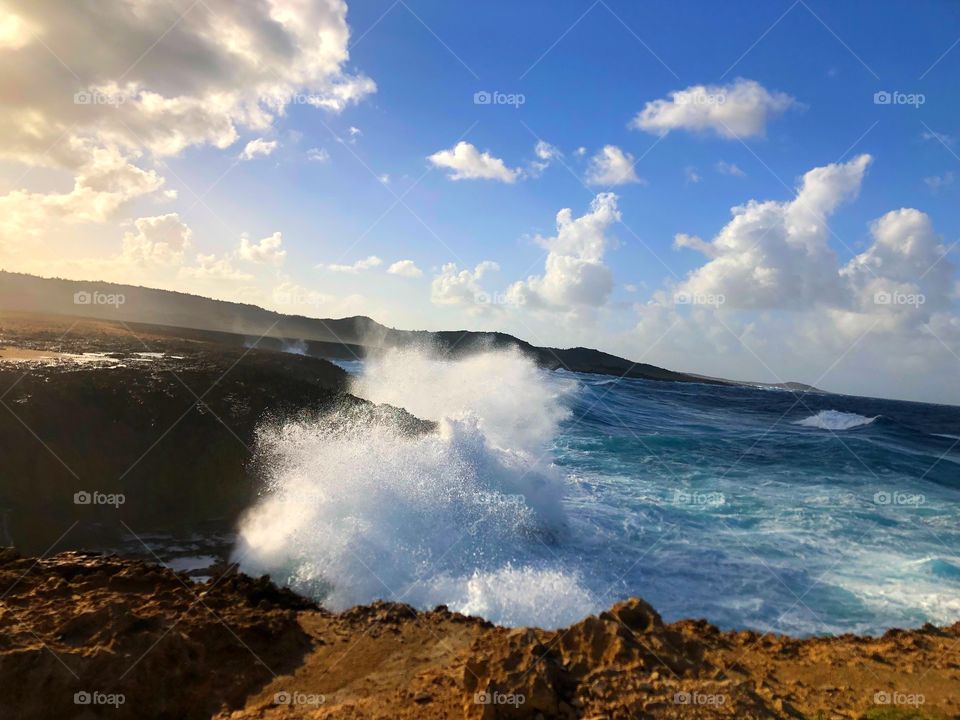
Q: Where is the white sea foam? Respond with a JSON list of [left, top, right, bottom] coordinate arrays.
[[233, 346, 596, 627], [794, 409, 877, 430]]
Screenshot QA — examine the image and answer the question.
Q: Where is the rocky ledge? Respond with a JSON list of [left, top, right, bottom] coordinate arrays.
[[1, 550, 958, 720]]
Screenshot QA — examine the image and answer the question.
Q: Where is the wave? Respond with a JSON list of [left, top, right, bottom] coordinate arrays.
[[233, 346, 596, 627], [793, 410, 878, 431]]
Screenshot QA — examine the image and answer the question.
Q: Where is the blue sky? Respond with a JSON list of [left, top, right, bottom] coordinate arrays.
[[1, 0, 958, 401], [172, 0, 960, 314]]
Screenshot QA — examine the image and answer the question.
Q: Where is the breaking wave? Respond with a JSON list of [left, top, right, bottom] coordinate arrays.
[[233, 346, 598, 627], [793, 410, 878, 430]]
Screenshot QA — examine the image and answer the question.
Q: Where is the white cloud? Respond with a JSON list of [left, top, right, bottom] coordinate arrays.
[[0, 145, 169, 242], [239, 232, 286, 266], [586, 146, 643, 186], [307, 147, 330, 163], [240, 138, 278, 161], [528, 140, 562, 177], [842, 208, 955, 314], [0, 0, 373, 277], [428, 142, 520, 183], [387, 260, 423, 278], [535, 141, 561, 161], [924, 172, 954, 192], [122, 213, 192, 266], [921, 130, 956, 146], [181, 253, 253, 282], [631, 78, 796, 139], [675, 155, 872, 309], [685, 167, 703, 184], [319, 255, 383, 273], [716, 161, 746, 177], [0, 1, 374, 167], [507, 193, 620, 310], [431, 261, 499, 306]]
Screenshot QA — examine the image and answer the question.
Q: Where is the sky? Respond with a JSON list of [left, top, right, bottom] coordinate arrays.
[[0, 0, 959, 403]]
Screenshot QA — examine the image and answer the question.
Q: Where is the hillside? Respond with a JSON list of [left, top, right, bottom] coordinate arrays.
[[0, 271, 724, 385]]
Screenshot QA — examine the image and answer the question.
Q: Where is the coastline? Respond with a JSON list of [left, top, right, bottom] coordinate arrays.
[[2, 549, 957, 720]]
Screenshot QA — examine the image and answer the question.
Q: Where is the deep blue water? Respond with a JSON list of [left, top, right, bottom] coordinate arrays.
[[554, 372, 960, 635]]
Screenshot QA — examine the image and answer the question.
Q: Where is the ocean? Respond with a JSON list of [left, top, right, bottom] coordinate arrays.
[[232, 347, 960, 636]]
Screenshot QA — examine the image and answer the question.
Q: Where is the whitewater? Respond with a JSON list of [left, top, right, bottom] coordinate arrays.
[[235, 347, 960, 635]]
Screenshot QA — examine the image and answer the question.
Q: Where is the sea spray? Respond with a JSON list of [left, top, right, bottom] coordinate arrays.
[[234, 346, 599, 627]]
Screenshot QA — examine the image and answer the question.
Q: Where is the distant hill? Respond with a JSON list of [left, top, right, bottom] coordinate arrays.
[[0, 270, 728, 385]]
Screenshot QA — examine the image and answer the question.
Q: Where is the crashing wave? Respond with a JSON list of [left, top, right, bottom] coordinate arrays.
[[794, 410, 877, 430], [233, 346, 598, 627]]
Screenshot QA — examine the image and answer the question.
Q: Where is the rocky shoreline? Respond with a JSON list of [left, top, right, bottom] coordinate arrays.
[[2, 311, 958, 718], [0, 311, 430, 554], [1, 549, 957, 720]]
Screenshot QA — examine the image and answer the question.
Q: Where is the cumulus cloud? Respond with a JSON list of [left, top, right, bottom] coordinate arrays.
[[181, 253, 253, 282], [631, 78, 795, 139], [122, 213, 192, 266], [528, 140, 562, 177], [319, 255, 383, 273], [674, 155, 872, 309], [843, 208, 956, 314], [239, 232, 286, 266], [0, 145, 169, 250], [387, 260, 423, 278], [586, 146, 643, 186], [535, 141, 561, 161], [431, 261, 499, 306], [307, 147, 330, 163], [428, 142, 520, 183], [0, 0, 373, 276], [240, 138, 278, 161], [507, 193, 621, 310], [0, 1, 373, 166], [625, 154, 960, 402]]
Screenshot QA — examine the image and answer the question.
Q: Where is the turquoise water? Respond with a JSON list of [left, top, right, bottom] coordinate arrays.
[[553, 372, 960, 635], [245, 352, 960, 635]]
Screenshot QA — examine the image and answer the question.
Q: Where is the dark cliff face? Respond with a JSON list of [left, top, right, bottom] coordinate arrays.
[[0, 313, 359, 553]]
